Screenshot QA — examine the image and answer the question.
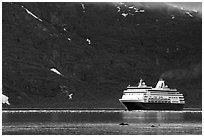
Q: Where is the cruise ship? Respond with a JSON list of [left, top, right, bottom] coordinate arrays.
[[119, 79, 185, 110]]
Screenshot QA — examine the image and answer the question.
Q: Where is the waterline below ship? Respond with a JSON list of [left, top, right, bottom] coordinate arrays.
[[119, 79, 185, 111]]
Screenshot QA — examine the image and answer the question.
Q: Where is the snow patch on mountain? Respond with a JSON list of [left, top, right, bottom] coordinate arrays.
[[185, 11, 193, 17], [171, 15, 175, 19], [168, 4, 199, 18], [2, 94, 10, 105], [21, 5, 42, 22], [81, 3, 85, 12], [128, 6, 134, 9], [139, 9, 145, 13], [192, 10, 198, 13], [116, 6, 121, 12], [50, 68, 63, 76], [166, 48, 170, 53], [86, 38, 91, 45], [115, 3, 145, 16], [122, 13, 128, 17]]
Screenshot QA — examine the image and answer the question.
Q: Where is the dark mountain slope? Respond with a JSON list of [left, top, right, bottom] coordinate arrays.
[[2, 2, 202, 108]]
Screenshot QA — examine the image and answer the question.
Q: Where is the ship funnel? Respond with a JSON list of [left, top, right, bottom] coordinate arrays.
[[138, 79, 143, 87], [138, 79, 147, 87], [155, 79, 165, 88]]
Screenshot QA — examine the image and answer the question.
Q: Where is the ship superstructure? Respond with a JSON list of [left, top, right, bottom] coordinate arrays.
[[119, 79, 185, 110]]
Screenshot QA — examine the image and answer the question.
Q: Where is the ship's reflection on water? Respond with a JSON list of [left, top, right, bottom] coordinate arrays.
[[121, 110, 201, 123], [2, 109, 202, 135]]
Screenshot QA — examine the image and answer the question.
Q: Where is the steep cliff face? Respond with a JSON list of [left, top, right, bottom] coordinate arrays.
[[2, 2, 202, 108]]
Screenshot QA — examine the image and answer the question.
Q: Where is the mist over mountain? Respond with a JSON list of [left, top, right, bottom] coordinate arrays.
[[2, 2, 202, 108]]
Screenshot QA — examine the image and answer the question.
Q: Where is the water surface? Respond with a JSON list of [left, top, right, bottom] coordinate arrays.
[[2, 109, 202, 135]]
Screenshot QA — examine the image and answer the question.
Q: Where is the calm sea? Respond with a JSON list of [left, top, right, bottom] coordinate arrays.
[[2, 108, 202, 135]]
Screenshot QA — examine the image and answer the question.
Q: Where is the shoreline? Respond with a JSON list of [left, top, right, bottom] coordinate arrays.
[[2, 107, 202, 112]]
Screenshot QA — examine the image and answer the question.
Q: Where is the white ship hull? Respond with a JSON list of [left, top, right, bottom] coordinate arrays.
[[119, 99, 184, 110]]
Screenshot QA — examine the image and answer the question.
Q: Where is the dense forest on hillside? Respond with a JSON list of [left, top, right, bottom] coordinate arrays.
[[2, 2, 202, 108]]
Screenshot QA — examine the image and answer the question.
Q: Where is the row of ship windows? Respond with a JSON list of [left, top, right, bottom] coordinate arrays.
[[147, 98, 170, 101], [126, 94, 181, 97], [125, 94, 183, 99], [147, 100, 171, 103], [145, 96, 178, 99], [144, 93, 180, 95], [124, 93, 136, 95], [145, 96, 180, 99]]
